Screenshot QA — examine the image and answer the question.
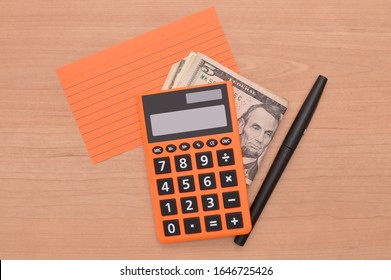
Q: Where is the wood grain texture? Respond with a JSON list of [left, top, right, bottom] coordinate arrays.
[[1, 0, 390, 259]]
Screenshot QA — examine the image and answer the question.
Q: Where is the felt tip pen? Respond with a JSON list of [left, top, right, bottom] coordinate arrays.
[[234, 75, 328, 246]]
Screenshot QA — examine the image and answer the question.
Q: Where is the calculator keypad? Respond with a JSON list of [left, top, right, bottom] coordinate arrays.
[[150, 136, 250, 241], [140, 83, 252, 243]]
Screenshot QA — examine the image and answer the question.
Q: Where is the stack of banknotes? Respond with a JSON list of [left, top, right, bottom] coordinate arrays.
[[163, 52, 288, 185]]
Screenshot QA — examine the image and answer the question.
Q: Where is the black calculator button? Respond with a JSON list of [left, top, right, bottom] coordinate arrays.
[[180, 196, 198, 214], [220, 137, 232, 145], [217, 149, 235, 166], [198, 173, 216, 190], [193, 140, 204, 149], [157, 178, 174, 195], [152, 146, 163, 154], [178, 175, 195, 193], [160, 199, 177, 216], [207, 139, 218, 147], [163, 219, 181, 236], [222, 191, 241, 208], [225, 212, 244, 229], [166, 144, 177, 153], [179, 142, 190, 151], [201, 194, 219, 211], [205, 215, 222, 232], [219, 170, 238, 187], [195, 151, 213, 169], [154, 157, 171, 174], [184, 217, 201, 234], [174, 154, 192, 172]]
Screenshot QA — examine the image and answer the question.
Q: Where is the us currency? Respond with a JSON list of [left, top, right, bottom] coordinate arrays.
[[162, 52, 196, 90], [162, 60, 183, 90], [164, 52, 288, 185]]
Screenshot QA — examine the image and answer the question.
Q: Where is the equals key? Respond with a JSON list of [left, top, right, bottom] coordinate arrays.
[[205, 215, 222, 232]]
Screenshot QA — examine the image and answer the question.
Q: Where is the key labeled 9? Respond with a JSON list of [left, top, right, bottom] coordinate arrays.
[[196, 152, 213, 169]]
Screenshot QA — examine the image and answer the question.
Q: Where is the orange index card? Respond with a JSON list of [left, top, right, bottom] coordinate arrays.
[[57, 7, 239, 163]]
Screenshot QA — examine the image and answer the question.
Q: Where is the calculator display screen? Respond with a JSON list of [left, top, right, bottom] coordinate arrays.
[[142, 84, 233, 143], [150, 105, 227, 136]]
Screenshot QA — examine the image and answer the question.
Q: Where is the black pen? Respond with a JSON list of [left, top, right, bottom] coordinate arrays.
[[234, 75, 328, 246]]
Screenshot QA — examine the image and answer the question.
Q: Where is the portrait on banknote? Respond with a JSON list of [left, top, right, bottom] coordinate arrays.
[[163, 52, 288, 184]]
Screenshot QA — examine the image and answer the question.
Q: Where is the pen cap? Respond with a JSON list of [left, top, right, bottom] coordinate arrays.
[[284, 75, 327, 150]]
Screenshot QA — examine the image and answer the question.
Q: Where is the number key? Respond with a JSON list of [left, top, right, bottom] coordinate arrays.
[[178, 175, 195, 193], [153, 157, 171, 174], [196, 151, 213, 169], [160, 199, 177, 216], [201, 194, 219, 211], [174, 154, 192, 172], [163, 219, 180, 236], [157, 178, 174, 195], [180, 196, 198, 213], [199, 173, 216, 190]]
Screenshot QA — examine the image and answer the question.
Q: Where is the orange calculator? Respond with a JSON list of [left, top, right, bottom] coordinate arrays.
[[138, 81, 252, 242]]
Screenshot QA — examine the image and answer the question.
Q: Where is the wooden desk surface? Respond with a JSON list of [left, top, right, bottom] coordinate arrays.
[[1, 0, 390, 259]]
